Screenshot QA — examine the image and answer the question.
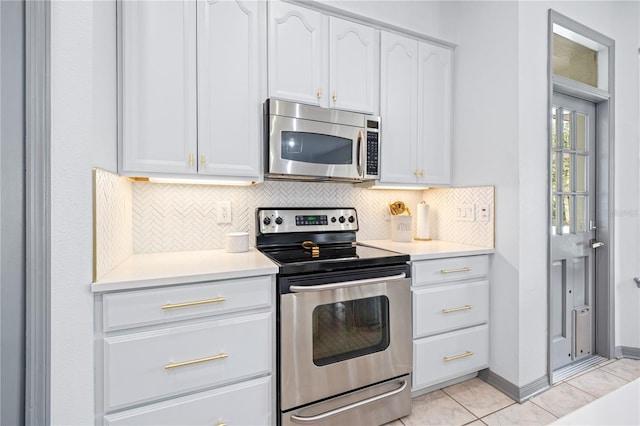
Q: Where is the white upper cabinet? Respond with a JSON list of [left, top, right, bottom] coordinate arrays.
[[329, 17, 378, 113], [120, 0, 264, 180], [121, 0, 197, 174], [380, 31, 418, 184], [197, 0, 265, 178], [268, 1, 328, 107], [378, 31, 452, 186], [418, 42, 452, 185], [268, 1, 378, 114]]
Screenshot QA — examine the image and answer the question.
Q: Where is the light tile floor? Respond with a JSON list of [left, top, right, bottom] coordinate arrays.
[[387, 358, 640, 426]]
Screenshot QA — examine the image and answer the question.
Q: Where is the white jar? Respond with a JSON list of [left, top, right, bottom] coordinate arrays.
[[390, 216, 412, 242], [225, 232, 249, 253]]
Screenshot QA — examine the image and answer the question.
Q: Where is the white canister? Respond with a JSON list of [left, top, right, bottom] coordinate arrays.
[[390, 215, 412, 242], [225, 232, 249, 253]]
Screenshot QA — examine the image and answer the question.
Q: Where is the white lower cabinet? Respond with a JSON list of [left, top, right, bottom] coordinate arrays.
[[411, 255, 490, 392], [104, 376, 271, 426], [95, 275, 275, 425]]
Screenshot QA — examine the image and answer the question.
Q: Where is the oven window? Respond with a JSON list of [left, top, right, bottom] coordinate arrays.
[[281, 131, 352, 165], [312, 296, 390, 366]]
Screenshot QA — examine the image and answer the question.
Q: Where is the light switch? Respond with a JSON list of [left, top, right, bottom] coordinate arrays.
[[455, 204, 475, 221]]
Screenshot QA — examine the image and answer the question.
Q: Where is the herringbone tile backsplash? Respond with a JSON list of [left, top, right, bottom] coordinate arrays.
[[93, 169, 494, 278]]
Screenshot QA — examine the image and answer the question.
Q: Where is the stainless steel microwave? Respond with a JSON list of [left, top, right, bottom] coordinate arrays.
[[264, 99, 380, 182]]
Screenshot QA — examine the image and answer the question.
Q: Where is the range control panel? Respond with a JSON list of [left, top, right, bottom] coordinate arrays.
[[257, 208, 358, 234]]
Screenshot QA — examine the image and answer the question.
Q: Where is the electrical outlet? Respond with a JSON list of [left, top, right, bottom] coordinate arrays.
[[477, 204, 490, 223], [216, 201, 231, 224]]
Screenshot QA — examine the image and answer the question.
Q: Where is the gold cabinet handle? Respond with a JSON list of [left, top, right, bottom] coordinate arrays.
[[413, 169, 419, 177], [442, 304, 473, 314], [161, 297, 226, 310], [332, 90, 337, 101], [201, 155, 206, 167], [317, 87, 322, 99], [444, 351, 474, 363], [189, 153, 194, 167], [164, 352, 228, 370], [440, 267, 471, 274], [420, 168, 425, 177], [217, 421, 227, 426]]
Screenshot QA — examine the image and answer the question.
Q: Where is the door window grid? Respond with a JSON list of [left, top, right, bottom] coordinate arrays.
[[551, 107, 590, 235]]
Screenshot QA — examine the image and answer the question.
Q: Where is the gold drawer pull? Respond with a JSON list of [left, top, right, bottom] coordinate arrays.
[[161, 297, 226, 310], [440, 267, 471, 274], [165, 352, 228, 370], [444, 351, 474, 362], [442, 304, 473, 314], [217, 421, 227, 426]]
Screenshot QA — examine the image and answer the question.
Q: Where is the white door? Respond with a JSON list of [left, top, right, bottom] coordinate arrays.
[[121, 0, 197, 174], [417, 42, 452, 185], [550, 93, 597, 370], [379, 31, 418, 184], [267, 0, 328, 106], [329, 17, 377, 114], [197, 0, 264, 179]]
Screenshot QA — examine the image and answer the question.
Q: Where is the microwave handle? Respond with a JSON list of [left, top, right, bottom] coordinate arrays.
[[356, 130, 364, 177]]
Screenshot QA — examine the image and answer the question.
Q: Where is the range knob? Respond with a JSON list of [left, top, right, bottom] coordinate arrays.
[[275, 217, 283, 225], [331, 217, 337, 223], [339, 216, 346, 223], [348, 215, 355, 223], [263, 217, 271, 225]]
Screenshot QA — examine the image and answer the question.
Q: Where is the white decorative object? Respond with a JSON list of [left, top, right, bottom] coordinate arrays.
[[225, 232, 249, 253], [390, 216, 412, 242], [415, 202, 431, 240]]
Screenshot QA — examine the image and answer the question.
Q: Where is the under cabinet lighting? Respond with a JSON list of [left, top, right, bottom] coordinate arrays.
[[139, 177, 256, 187]]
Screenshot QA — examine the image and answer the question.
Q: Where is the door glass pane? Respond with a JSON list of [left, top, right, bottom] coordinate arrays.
[[552, 107, 558, 148], [551, 152, 558, 191], [576, 196, 587, 233], [562, 194, 572, 234], [281, 131, 353, 165], [576, 113, 587, 152], [562, 153, 572, 193], [575, 154, 587, 193], [552, 195, 559, 235], [312, 296, 390, 366], [562, 110, 573, 149]]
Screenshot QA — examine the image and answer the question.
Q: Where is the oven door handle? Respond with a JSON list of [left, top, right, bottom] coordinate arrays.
[[289, 379, 407, 424], [289, 273, 406, 293]]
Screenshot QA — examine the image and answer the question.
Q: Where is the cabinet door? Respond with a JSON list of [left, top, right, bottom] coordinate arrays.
[[121, 0, 197, 174], [379, 32, 418, 184], [197, 0, 264, 179], [329, 17, 378, 114], [268, 0, 328, 106], [418, 42, 452, 185]]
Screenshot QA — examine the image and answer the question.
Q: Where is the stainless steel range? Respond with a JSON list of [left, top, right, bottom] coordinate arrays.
[[256, 208, 412, 426]]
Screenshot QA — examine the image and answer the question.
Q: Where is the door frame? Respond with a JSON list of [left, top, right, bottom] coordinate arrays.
[[547, 9, 616, 381], [25, 1, 51, 424]]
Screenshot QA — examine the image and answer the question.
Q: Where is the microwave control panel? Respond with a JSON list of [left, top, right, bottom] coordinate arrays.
[[365, 117, 380, 177]]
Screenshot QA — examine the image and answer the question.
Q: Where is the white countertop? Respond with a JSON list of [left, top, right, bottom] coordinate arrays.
[[92, 248, 279, 292], [359, 239, 494, 261]]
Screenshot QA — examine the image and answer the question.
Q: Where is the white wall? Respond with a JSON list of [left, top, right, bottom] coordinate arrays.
[[517, 0, 640, 354], [50, 1, 116, 424], [440, 0, 640, 388]]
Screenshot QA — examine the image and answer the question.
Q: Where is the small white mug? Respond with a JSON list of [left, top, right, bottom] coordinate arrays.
[[225, 232, 249, 253]]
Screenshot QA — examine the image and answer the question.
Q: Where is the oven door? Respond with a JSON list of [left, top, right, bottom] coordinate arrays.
[[267, 115, 365, 181], [279, 272, 412, 411]]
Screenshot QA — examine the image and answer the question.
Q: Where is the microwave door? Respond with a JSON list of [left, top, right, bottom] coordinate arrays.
[[268, 116, 362, 181]]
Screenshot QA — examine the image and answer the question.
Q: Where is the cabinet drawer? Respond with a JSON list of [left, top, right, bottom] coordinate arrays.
[[102, 275, 272, 331], [413, 324, 488, 390], [103, 312, 272, 411], [413, 280, 488, 338], [104, 376, 271, 426], [413, 255, 489, 286]]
